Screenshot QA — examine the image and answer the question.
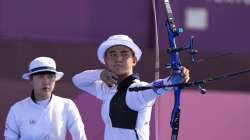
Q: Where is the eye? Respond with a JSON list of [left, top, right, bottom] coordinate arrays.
[[122, 53, 130, 57], [109, 53, 117, 57], [48, 74, 56, 79]]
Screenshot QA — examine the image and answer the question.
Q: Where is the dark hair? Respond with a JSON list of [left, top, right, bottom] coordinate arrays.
[[30, 71, 56, 78]]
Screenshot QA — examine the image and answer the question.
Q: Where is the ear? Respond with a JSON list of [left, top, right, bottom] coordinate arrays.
[[132, 56, 137, 66], [104, 57, 108, 66]]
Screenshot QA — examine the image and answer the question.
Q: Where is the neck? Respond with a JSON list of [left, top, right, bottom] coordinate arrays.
[[34, 92, 52, 101], [118, 74, 131, 82], [36, 95, 51, 101], [117, 73, 135, 84], [31, 90, 52, 103]]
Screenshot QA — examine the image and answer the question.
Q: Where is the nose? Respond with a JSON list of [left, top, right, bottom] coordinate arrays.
[[111, 54, 123, 62], [116, 55, 123, 61], [43, 77, 50, 84], [42, 75, 52, 84]]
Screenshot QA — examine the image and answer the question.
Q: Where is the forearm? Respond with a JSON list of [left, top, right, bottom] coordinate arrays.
[[72, 69, 103, 88], [72, 69, 104, 95], [126, 78, 172, 111]]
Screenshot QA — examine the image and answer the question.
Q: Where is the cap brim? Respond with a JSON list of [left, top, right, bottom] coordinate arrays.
[[22, 69, 64, 81]]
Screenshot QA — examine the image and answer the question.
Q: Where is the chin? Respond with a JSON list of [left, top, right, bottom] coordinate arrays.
[[117, 72, 130, 77], [113, 69, 131, 76], [41, 90, 52, 95]]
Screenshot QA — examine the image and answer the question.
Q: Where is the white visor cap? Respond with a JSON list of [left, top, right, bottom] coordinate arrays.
[[22, 56, 64, 81], [97, 34, 142, 64]]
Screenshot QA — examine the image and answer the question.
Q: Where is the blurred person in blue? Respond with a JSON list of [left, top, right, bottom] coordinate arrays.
[[4, 56, 87, 140], [72, 34, 190, 140]]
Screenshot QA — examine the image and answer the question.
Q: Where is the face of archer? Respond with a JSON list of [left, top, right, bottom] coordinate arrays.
[[104, 45, 137, 78], [30, 72, 56, 101]]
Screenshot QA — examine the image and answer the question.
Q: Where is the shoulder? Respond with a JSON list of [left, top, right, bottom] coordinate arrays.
[[11, 97, 31, 109], [52, 95, 77, 108], [8, 97, 32, 114], [52, 95, 74, 105]]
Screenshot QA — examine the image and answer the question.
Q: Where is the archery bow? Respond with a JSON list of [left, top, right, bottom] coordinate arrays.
[[139, 0, 197, 139], [129, 1, 250, 140], [153, 1, 197, 139], [164, 1, 190, 140]]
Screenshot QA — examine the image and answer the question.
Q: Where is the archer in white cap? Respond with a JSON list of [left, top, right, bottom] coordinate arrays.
[[5, 56, 87, 140], [72, 35, 190, 140]]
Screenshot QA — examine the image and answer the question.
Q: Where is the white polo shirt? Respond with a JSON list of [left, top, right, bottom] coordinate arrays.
[[4, 95, 87, 140], [72, 69, 170, 140]]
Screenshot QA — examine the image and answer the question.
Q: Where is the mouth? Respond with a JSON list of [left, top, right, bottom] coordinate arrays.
[[113, 64, 123, 68], [42, 87, 50, 91]]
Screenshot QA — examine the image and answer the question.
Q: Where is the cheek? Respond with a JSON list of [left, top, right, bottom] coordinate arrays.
[[104, 58, 110, 65], [31, 82, 40, 90], [104, 59, 113, 67]]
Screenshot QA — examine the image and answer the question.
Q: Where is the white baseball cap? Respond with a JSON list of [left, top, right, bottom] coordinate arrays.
[[22, 57, 64, 81], [97, 34, 142, 64]]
